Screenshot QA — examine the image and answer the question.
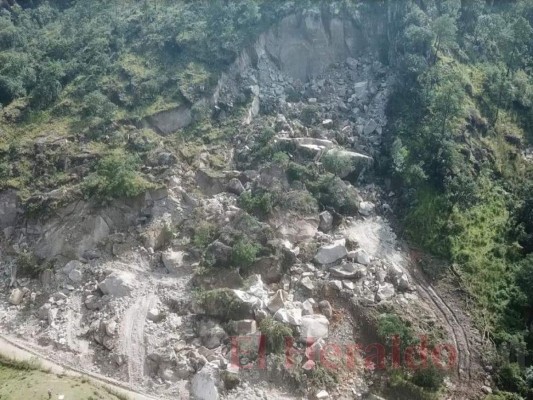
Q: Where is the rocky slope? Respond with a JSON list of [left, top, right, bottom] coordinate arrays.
[[0, 7, 490, 400]]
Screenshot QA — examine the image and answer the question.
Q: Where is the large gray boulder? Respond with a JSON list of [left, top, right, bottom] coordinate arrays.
[[8, 288, 24, 305], [319, 211, 333, 232], [363, 119, 378, 135], [191, 363, 220, 400], [300, 314, 329, 341], [274, 308, 302, 326], [267, 289, 289, 314], [314, 240, 347, 265], [98, 271, 136, 297], [198, 320, 228, 349], [329, 263, 366, 279], [204, 241, 233, 269], [143, 105, 192, 135], [162, 250, 186, 272], [375, 283, 395, 302]]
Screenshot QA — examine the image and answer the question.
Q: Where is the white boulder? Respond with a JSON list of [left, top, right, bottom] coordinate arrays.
[[314, 240, 347, 265], [162, 250, 186, 272], [98, 271, 136, 297], [8, 288, 24, 305], [300, 314, 329, 341], [191, 363, 220, 400]]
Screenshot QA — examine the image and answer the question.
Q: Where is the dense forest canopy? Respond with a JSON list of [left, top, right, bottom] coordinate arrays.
[[1, 0, 533, 398]]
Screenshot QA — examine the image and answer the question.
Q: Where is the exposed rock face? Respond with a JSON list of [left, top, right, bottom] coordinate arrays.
[[0, 190, 18, 230], [139, 7, 383, 132], [33, 203, 112, 260], [262, 10, 364, 82], [143, 106, 192, 135]]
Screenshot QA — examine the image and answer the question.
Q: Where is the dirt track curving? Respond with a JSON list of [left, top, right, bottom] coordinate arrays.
[[408, 252, 485, 398]]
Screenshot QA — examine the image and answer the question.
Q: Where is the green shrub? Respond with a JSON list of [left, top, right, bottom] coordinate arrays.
[[231, 238, 260, 268], [322, 151, 354, 177], [197, 288, 252, 322], [300, 105, 318, 126], [279, 190, 318, 214], [388, 372, 439, 400], [309, 175, 359, 215], [259, 317, 293, 354], [193, 221, 219, 249], [15, 251, 42, 278], [411, 364, 446, 392], [495, 363, 528, 395], [287, 162, 314, 183], [377, 313, 419, 347], [308, 365, 339, 389], [238, 190, 274, 217], [272, 151, 290, 168], [82, 90, 117, 121], [82, 149, 153, 201]]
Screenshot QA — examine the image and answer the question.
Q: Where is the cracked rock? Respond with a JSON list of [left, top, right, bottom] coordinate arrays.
[[314, 240, 347, 265]]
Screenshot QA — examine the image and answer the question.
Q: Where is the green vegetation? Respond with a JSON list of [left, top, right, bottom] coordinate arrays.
[[231, 238, 260, 268], [82, 149, 154, 202], [385, 1, 533, 396], [238, 189, 274, 217], [377, 313, 419, 348], [1, 0, 533, 396], [0, 354, 127, 400], [377, 312, 447, 394], [15, 250, 43, 278], [322, 151, 354, 177], [0, 0, 313, 205], [197, 288, 252, 322], [259, 317, 294, 354], [193, 221, 219, 249]]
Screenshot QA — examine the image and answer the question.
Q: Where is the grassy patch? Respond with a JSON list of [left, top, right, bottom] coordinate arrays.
[[0, 355, 126, 400]]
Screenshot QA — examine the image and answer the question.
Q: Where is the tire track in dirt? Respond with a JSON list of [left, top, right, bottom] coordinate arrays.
[[410, 268, 474, 385], [120, 293, 157, 387]]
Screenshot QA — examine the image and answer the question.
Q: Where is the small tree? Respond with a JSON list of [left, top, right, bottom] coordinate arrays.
[[82, 90, 117, 121], [83, 149, 153, 201], [431, 14, 457, 62]]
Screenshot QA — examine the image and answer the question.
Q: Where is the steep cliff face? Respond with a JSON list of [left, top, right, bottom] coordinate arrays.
[[260, 9, 365, 82], [146, 6, 386, 134]]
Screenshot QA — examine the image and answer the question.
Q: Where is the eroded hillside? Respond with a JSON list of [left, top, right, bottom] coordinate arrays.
[[1, 1, 533, 400]]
